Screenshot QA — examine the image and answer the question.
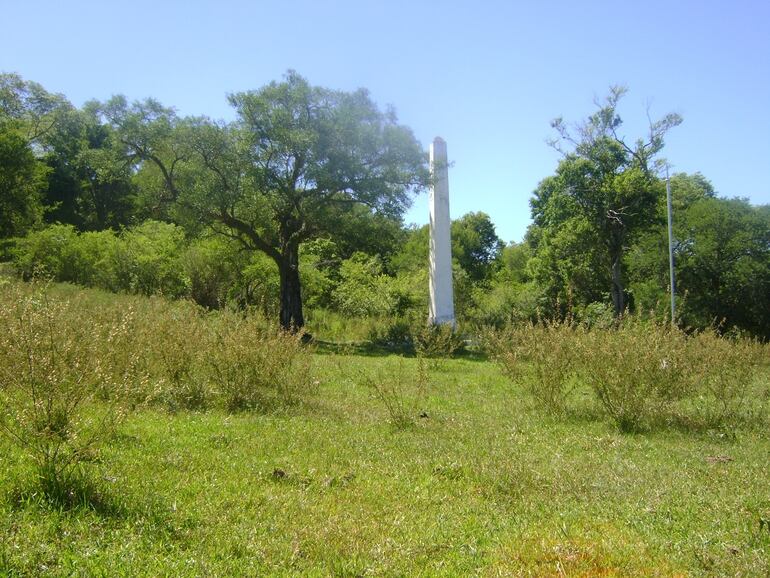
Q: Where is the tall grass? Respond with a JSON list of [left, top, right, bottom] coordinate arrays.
[[0, 280, 317, 498], [0, 282, 141, 496], [487, 315, 767, 432]]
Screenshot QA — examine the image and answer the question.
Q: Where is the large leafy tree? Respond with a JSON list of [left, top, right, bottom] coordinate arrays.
[[0, 74, 70, 237], [100, 95, 192, 222], [530, 86, 681, 316], [0, 130, 48, 237], [677, 197, 769, 337], [451, 212, 503, 281], [43, 103, 137, 230], [183, 72, 429, 329]]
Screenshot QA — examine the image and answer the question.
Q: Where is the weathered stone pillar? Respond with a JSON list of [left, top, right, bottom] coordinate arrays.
[[428, 137, 455, 326]]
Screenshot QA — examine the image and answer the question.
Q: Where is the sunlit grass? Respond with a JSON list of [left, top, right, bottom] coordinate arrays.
[[1, 281, 769, 575]]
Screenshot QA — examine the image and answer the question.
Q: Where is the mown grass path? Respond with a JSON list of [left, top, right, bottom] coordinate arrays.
[[2, 354, 769, 576]]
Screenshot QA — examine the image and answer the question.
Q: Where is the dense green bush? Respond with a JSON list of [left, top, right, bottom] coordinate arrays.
[[334, 253, 409, 318], [12, 223, 82, 281], [181, 236, 247, 309], [12, 221, 190, 299], [114, 220, 189, 298]]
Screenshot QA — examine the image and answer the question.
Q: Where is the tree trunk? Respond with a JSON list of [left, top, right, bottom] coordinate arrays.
[[277, 244, 304, 331], [610, 252, 625, 317]]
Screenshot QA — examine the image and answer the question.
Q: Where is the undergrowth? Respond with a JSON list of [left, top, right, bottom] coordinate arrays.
[[0, 280, 317, 500], [487, 315, 768, 432]]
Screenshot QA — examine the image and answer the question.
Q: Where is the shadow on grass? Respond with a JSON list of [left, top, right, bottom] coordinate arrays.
[[312, 339, 489, 362], [6, 472, 129, 518]]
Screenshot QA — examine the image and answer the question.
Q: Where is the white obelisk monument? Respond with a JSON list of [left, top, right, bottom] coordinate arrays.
[[428, 137, 455, 326]]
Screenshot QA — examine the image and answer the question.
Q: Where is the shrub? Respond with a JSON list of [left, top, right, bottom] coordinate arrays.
[[114, 220, 189, 298], [181, 237, 245, 309], [357, 358, 429, 429], [334, 253, 395, 317], [491, 314, 767, 432], [11, 221, 189, 298], [575, 318, 691, 431], [366, 316, 414, 350], [413, 323, 464, 364], [11, 223, 80, 281], [0, 283, 138, 495], [685, 329, 762, 429], [206, 312, 316, 411], [234, 254, 281, 315], [487, 319, 583, 415], [146, 300, 210, 411]]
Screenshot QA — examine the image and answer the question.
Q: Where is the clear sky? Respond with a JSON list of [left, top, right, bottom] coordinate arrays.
[[2, 0, 768, 243]]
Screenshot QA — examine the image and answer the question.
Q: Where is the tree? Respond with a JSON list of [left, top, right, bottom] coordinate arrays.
[[43, 103, 137, 230], [182, 72, 429, 329], [0, 74, 70, 238], [531, 86, 682, 316], [676, 197, 769, 337], [450, 212, 503, 281], [0, 130, 48, 237], [626, 172, 715, 313], [100, 95, 191, 222]]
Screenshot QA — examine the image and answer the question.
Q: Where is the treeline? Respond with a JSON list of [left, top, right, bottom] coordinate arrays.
[[1, 73, 768, 338]]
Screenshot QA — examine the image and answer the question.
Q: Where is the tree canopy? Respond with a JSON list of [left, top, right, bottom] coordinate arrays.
[[2, 73, 768, 338], [529, 86, 682, 316], [180, 71, 429, 329]]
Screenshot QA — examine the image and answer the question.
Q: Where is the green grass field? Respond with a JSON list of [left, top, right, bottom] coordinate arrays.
[[2, 347, 769, 576]]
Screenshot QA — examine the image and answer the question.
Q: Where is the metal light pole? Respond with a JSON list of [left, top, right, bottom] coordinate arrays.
[[665, 167, 676, 323]]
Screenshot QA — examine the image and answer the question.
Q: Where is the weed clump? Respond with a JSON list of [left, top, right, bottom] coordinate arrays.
[[486, 319, 583, 415], [207, 311, 317, 412], [413, 323, 464, 363], [575, 317, 690, 431], [0, 283, 141, 496], [488, 314, 766, 432], [358, 358, 430, 429]]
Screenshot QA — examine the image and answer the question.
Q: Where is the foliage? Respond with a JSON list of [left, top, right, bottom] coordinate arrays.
[[207, 312, 316, 411], [2, 73, 766, 340], [676, 197, 770, 338], [391, 213, 504, 284], [575, 317, 692, 431], [488, 314, 766, 431], [177, 71, 429, 329], [333, 252, 412, 318], [149, 300, 209, 411], [365, 316, 416, 349], [686, 329, 764, 428], [180, 236, 246, 309], [531, 86, 681, 316], [44, 104, 137, 230], [11, 221, 189, 298], [467, 280, 542, 328], [0, 130, 48, 237], [627, 175, 770, 338], [450, 212, 504, 281], [413, 323, 465, 361], [114, 220, 188, 298], [486, 319, 584, 414], [0, 283, 140, 495]]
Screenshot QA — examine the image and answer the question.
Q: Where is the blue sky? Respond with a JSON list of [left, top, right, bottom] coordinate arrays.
[[2, 0, 768, 242]]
